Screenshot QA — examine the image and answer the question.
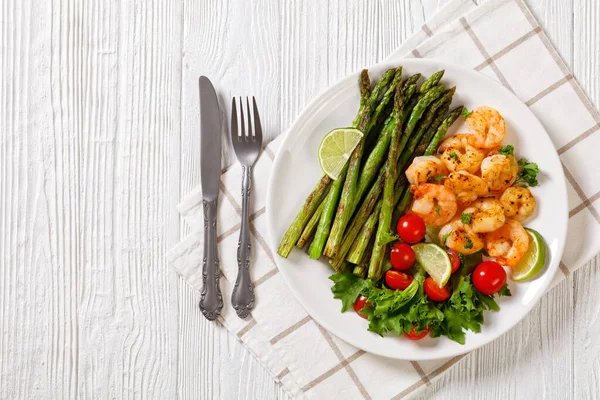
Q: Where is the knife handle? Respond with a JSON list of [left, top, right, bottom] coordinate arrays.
[[231, 166, 255, 318], [199, 199, 223, 321]]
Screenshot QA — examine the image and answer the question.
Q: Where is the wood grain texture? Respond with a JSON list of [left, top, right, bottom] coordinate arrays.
[[573, 258, 600, 400], [1, 0, 599, 399], [1, 0, 182, 398], [527, 0, 574, 66], [573, 0, 600, 109], [572, 1, 600, 399]]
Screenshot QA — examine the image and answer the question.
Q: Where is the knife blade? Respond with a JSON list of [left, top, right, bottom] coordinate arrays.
[[199, 76, 224, 321], [200, 76, 222, 200]]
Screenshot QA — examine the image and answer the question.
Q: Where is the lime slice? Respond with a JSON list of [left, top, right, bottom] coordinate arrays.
[[412, 243, 452, 287], [318, 128, 364, 180], [425, 225, 442, 246], [512, 228, 546, 282]]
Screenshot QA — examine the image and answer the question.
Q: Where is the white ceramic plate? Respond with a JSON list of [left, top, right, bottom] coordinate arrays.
[[266, 59, 568, 361]]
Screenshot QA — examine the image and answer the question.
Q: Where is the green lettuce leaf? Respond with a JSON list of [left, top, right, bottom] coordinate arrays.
[[329, 272, 370, 312], [364, 278, 419, 317], [329, 267, 511, 344], [430, 275, 503, 344]]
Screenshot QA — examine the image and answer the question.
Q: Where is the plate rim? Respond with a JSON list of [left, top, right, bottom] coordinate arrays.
[[266, 58, 569, 361]]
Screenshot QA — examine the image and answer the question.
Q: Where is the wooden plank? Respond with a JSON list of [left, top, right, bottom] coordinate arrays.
[[573, 0, 600, 108], [325, 0, 378, 81], [572, 1, 600, 398], [573, 258, 600, 400], [0, 0, 61, 398], [378, 0, 427, 60], [280, 0, 330, 128], [86, 0, 182, 397], [0, 0, 183, 397]]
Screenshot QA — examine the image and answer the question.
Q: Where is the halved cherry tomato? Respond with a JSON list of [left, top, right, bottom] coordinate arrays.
[[390, 242, 416, 271], [385, 270, 414, 290], [446, 249, 461, 273], [353, 295, 370, 319], [404, 326, 431, 340], [472, 261, 507, 295], [424, 277, 451, 301], [396, 214, 426, 244]]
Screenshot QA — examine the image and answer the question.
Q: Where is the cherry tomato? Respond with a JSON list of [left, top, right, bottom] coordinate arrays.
[[396, 214, 426, 244], [472, 261, 507, 295], [390, 242, 416, 271], [447, 249, 461, 273], [353, 295, 370, 319], [424, 277, 451, 301], [385, 270, 415, 291], [403, 326, 431, 340]]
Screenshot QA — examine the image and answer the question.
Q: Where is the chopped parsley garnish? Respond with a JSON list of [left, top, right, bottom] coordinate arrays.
[[441, 233, 451, 245], [461, 212, 473, 224], [449, 151, 459, 161], [498, 145, 514, 156], [464, 236, 474, 249], [430, 174, 447, 184], [435, 205, 441, 215], [462, 107, 473, 119], [514, 158, 540, 187]]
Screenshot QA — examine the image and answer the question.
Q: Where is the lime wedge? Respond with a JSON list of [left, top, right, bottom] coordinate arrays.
[[318, 128, 364, 180], [412, 243, 452, 287], [512, 228, 546, 282]]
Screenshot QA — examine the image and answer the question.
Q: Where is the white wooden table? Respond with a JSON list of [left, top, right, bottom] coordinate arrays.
[[2, 0, 599, 398]]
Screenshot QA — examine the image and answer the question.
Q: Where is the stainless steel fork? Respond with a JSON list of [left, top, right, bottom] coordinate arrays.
[[230, 97, 262, 318]]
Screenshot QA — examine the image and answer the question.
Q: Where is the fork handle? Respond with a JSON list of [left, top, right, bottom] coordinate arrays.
[[232, 166, 255, 318], [199, 199, 223, 321]]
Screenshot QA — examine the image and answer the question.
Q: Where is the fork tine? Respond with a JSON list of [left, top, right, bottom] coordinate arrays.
[[246, 97, 253, 142], [239, 96, 246, 141], [252, 97, 263, 144], [231, 97, 238, 142]]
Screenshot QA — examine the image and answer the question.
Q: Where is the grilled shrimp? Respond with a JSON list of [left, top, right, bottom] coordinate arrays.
[[465, 106, 506, 149], [444, 171, 489, 207], [500, 186, 536, 222], [480, 151, 518, 193], [411, 183, 458, 226], [405, 156, 448, 187], [438, 218, 485, 255], [485, 219, 529, 267], [462, 198, 506, 233], [438, 134, 487, 174]]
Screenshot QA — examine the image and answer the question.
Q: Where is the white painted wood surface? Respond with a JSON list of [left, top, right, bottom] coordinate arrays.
[[1, 0, 599, 399]]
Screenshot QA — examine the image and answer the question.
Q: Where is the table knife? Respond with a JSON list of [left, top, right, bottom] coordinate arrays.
[[199, 76, 224, 321]]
